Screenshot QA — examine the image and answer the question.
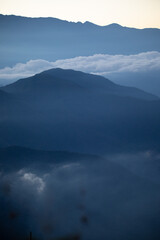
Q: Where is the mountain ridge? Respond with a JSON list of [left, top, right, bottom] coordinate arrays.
[[0, 68, 160, 154], [1, 14, 160, 68], [0, 14, 160, 30], [2, 68, 158, 101]]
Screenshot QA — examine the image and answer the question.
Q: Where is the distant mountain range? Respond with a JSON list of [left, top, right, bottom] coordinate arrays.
[[1, 14, 160, 240], [0, 68, 160, 154], [0, 145, 100, 172], [0, 14, 160, 68]]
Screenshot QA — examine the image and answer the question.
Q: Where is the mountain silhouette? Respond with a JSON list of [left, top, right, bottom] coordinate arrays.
[[1, 68, 160, 240], [0, 68, 160, 154], [0, 145, 100, 171], [3, 68, 157, 100], [0, 14, 160, 67]]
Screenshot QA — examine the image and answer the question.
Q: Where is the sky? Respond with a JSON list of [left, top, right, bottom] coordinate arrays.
[[0, 0, 160, 28]]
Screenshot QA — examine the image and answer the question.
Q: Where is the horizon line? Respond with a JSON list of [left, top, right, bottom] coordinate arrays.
[[0, 13, 160, 30]]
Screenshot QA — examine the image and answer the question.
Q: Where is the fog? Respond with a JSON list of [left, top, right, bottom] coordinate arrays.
[[1, 151, 160, 240], [0, 51, 160, 86]]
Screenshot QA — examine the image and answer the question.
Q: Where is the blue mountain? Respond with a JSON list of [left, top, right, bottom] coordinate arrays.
[[0, 14, 160, 67], [0, 68, 160, 154]]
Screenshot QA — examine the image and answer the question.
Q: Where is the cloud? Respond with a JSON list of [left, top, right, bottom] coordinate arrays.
[[21, 172, 45, 193], [0, 152, 160, 239], [0, 51, 160, 86]]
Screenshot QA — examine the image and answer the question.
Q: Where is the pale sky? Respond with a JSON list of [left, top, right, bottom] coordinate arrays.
[[0, 0, 160, 28]]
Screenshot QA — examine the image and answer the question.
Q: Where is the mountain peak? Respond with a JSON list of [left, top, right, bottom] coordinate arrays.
[[84, 21, 99, 27], [105, 23, 123, 28], [2, 68, 157, 101]]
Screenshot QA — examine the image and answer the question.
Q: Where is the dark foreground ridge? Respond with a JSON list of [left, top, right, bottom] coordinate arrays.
[[0, 146, 160, 240]]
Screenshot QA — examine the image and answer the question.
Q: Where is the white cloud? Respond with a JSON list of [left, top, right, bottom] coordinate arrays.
[[0, 51, 160, 86], [21, 172, 45, 193]]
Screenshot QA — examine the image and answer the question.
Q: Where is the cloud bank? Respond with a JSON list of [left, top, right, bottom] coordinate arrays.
[[1, 152, 160, 239], [0, 51, 160, 86]]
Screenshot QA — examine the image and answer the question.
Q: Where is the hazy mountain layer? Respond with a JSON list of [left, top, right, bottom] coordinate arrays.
[[0, 14, 160, 67], [108, 69, 160, 97], [0, 68, 160, 154]]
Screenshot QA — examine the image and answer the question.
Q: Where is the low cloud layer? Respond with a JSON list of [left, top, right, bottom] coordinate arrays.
[[1, 152, 160, 239], [0, 51, 160, 86]]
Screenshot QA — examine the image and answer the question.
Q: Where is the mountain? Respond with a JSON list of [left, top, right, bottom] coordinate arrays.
[[107, 69, 160, 97], [0, 68, 160, 154], [3, 68, 157, 100], [1, 68, 160, 240], [0, 89, 9, 100], [0, 146, 100, 171], [0, 14, 160, 68]]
